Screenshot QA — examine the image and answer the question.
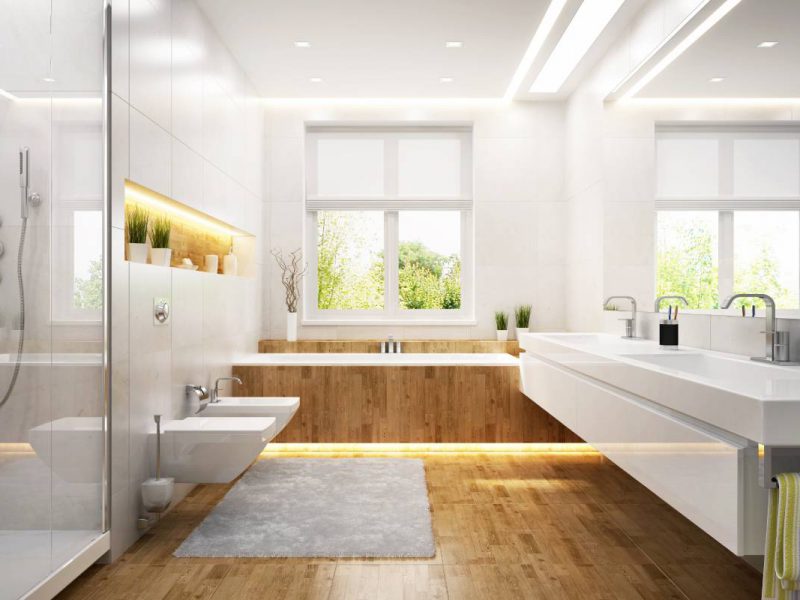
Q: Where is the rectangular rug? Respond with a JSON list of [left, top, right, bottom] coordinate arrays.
[[173, 458, 435, 558]]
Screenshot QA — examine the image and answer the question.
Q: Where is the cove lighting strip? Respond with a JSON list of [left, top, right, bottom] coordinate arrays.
[[530, 0, 625, 93], [124, 180, 251, 238], [621, 0, 743, 99], [503, 0, 569, 101], [262, 443, 598, 454]]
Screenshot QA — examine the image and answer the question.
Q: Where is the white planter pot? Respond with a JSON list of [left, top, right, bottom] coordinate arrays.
[[496, 330, 508, 342], [286, 312, 298, 342], [128, 242, 148, 264], [516, 326, 529, 340], [150, 248, 172, 267]]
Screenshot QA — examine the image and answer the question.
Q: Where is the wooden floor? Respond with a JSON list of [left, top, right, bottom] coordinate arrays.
[[60, 451, 761, 600]]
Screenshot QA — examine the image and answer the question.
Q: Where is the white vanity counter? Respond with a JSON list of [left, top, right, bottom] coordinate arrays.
[[520, 332, 800, 446], [518, 332, 784, 556]]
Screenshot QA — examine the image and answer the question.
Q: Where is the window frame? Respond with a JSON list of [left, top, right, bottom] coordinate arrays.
[[303, 125, 475, 325], [655, 124, 800, 313]]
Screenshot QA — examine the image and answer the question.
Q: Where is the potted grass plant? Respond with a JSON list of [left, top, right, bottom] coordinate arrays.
[[126, 206, 149, 263], [149, 216, 172, 267], [494, 311, 509, 342], [514, 304, 532, 340]]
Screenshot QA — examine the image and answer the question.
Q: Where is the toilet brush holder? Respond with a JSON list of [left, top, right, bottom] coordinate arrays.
[[142, 415, 174, 513]]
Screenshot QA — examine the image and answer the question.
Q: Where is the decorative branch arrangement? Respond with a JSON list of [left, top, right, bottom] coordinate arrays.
[[271, 248, 307, 313]]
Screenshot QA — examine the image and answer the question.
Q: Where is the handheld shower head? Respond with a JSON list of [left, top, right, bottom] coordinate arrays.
[[19, 147, 40, 219]]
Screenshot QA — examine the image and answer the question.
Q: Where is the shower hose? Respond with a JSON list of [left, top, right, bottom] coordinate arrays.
[[0, 215, 27, 408]]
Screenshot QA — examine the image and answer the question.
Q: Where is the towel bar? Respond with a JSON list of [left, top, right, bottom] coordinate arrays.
[[760, 446, 800, 488]]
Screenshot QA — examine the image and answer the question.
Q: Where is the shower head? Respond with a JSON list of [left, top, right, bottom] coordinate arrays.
[[19, 147, 40, 219]]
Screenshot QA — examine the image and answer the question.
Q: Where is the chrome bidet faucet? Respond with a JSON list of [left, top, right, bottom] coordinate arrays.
[[211, 376, 243, 403], [604, 296, 638, 339]]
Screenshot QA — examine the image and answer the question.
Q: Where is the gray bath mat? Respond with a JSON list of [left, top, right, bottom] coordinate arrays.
[[174, 458, 435, 558]]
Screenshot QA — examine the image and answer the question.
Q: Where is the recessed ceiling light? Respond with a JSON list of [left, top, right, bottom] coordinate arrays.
[[530, 0, 625, 93], [757, 41, 779, 48], [294, 41, 311, 48], [42, 77, 55, 83], [440, 77, 454, 83], [709, 77, 725, 83], [445, 41, 463, 48], [309, 77, 323, 83]]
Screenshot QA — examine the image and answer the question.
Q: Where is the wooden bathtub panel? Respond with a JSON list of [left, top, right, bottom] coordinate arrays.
[[233, 365, 579, 443], [257, 339, 521, 356]]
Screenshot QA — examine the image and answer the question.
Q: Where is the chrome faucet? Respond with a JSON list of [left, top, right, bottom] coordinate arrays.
[[604, 296, 638, 339], [211, 376, 242, 403], [655, 295, 688, 313], [381, 336, 402, 353], [720, 293, 794, 364]]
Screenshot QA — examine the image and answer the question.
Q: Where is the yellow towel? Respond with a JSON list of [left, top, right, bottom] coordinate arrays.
[[763, 473, 800, 600]]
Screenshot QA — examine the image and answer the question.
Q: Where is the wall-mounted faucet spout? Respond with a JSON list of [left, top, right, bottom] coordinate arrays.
[[655, 295, 688, 313], [720, 293, 794, 364], [604, 296, 637, 339]]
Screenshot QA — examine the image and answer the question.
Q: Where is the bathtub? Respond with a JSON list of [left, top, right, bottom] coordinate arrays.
[[232, 352, 519, 367], [230, 350, 577, 444], [0, 353, 102, 366]]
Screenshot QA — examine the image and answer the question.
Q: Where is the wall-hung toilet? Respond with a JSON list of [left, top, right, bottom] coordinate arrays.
[[152, 416, 276, 483], [199, 397, 300, 435]]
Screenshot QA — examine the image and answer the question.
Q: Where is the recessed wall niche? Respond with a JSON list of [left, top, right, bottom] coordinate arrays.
[[124, 180, 256, 277]]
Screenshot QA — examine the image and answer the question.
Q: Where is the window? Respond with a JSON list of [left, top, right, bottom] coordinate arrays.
[[52, 120, 104, 321], [305, 126, 473, 323], [655, 126, 800, 310]]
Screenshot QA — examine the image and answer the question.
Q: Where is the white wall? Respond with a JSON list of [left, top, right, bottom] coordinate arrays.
[[563, 0, 800, 349], [263, 103, 566, 340], [109, 0, 264, 559]]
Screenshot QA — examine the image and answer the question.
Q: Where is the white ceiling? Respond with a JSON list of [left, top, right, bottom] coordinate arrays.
[[196, 0, 551, 98], [637, 0, 800, 98]]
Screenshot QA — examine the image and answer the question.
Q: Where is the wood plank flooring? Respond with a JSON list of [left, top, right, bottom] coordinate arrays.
[[59, 451, 761, 599]]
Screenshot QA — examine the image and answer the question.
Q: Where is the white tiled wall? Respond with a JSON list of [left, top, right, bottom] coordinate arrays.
[[109, 0, 264, 560], [563, 0, 800, 350], [262, 103, 566, 340]]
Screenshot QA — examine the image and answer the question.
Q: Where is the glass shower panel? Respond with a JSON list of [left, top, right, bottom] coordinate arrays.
[[0, 1, 106, 598]]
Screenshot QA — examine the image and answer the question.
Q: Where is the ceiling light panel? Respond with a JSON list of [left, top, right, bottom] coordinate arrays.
[[294, 41, 311, 48], [309, 77, 323, 83], [445, 41, 463, 48], [709, 77, 725, 82], [440, 77, 454, 83], [757, 41, 778, 48], [504, 0, 569, 101], [530, 0, 625, 93], [621, 0, 743, 99]]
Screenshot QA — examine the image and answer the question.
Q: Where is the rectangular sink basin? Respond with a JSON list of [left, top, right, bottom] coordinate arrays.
[[621, 352, 800, 400]]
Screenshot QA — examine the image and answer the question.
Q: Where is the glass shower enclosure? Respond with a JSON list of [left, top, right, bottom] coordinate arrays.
[[0, 1, 109, 598]]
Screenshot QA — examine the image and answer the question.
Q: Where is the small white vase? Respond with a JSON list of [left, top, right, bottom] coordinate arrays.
[[150, 247, 172, 267], [128, 242, 148, 264], [516, 326, 529, 340], [496, 330, 508, 342], [286, 312, 298, 342]]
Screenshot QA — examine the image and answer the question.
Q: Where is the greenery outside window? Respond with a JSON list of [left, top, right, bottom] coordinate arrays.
[[655, 125, 800, 311], [304, 126, 473, 324]]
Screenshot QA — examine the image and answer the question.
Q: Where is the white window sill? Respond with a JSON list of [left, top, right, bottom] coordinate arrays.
[[641, 309, 800, 320], [301, 319, 478, 327]]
